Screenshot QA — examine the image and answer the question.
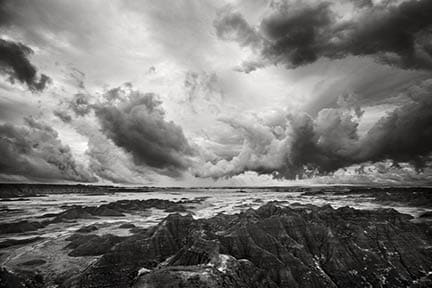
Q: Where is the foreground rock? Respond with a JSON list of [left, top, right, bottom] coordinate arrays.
[[65, 233, 125, 257], [0, 267, 44, 288], [0, 237, 44, 249], [62, 203, 432, 288], [0, 220, 48, 234]]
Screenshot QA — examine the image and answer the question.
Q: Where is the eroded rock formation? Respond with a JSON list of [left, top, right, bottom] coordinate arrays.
[[61, 202, 432, 288]]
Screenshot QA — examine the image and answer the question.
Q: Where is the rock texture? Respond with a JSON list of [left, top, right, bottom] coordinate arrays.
[[62, 203, 432, 288], [52, 199, 188, 221], [0, 199, 189, 235], [65, 234, 125, 257], [0, 221, 48, 234], [0, 267, 43, 288]]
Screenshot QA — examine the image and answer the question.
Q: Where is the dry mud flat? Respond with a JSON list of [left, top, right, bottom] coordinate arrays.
[[1, 198, 432, 288]]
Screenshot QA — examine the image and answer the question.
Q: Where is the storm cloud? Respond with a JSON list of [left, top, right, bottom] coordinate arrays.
[[0, 39, 50, 91], [85, 129, 153, 184], [198, 79, 432, 179], [95, 86, 194, 176], [0, 118, 95, 182], [215, 0, 432, 71]]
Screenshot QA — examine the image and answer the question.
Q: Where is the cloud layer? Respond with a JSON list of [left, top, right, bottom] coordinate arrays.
[[0, 39, 50, 91], [0, 0, 431, 185], [0, 118, 95, 182], [215, 0, 432, 72], [198, 79, 432, 179], [95, 86, 194, 177]]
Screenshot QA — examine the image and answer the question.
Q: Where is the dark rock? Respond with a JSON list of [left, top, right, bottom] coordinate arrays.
[[65, 234, 125, 257], [341, 187, 432, 208], [129, 227, 148, 234], [76, 225, 98, 233], [70, 213, 195, 288], [164, 205, 187, 213], [166, 238, 219, 266], [50, 199, 186, 224], [54, 268, 80, 288], [101, 199, 188, 213], [419, 211, 432, 218], [132, 255, 276, 288], [0, 198, 29, 202], [66, 204, 432, 288], [36, 212, 60, 218], [118, 223, 135, 229], [0, 237, 43, 249], [0, 267, 27, 288], [91, 207, 124, 217], [65, 234, 99, 249], [18, 259, 47, 266], [179, 196, 211, 204], [0, 221, 46, 234], [53, 207, 97, 222], [0, 267, 44, 288]]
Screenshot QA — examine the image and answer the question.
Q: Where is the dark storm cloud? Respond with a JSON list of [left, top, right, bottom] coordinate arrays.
[[214, 9, 261, 48], [358, 79, 432, 167], [215, 0, 432, 71], [53, 110, 72, 123], [0, 0, 14, 27], [260, 2, 333, 67], [282, 85, 432, 176], [69, 93, 92, 116], [0, 118, 96, 182], [95, 89, 194, 176], [0, 39, 51, 91], [200, 79, 432, 179], [349, 0, 373, 8]]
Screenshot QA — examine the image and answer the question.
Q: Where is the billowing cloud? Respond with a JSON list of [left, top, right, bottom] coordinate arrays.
[[312, 159, 432, 186], [69, 93, 92, 116], [0, 39, 51, 91], [214, 9, 262, 48], [215, 0, 432, 71], [94, 86, 194, 177], [358, 78, 432, 166], [53, 110, 72, 123], [0, 117, 95, 182], [85, 129, 154, 184], [0, 0, 430, 186], [198, 79, 432, 179]]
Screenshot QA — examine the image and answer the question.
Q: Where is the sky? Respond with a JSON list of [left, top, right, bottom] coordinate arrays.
[[0, 0, 432, 186]]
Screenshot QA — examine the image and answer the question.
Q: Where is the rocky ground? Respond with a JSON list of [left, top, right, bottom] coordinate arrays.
[[1, 186, 432, 288], [2, 201, 432, 288]]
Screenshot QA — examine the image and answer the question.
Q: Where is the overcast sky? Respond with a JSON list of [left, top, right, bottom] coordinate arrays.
[[0, 0, 432, 186]]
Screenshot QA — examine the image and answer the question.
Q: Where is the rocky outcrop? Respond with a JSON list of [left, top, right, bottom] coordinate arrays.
[[0, 183, 164, 198], [65, 234, 125, 257], [66, 213, 196, 288], [303, 187, 432, 208], [166, 238, 220, 266], [63, 203, 432, 288], [0, 199, 189, 236], [99, 199, 188, 213], [132, 254, 276, 288], [76, 225, 99, 233], [0, 220, 48, 234], [52, 199, 188, 222], [0, 237, 44, 249], [118, 223, 136, 229], [420, 211, 432, 218], [0, 267, 44, 288]]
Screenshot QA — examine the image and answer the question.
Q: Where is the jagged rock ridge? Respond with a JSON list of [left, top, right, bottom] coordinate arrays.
[[63, 202, 432, 288]]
